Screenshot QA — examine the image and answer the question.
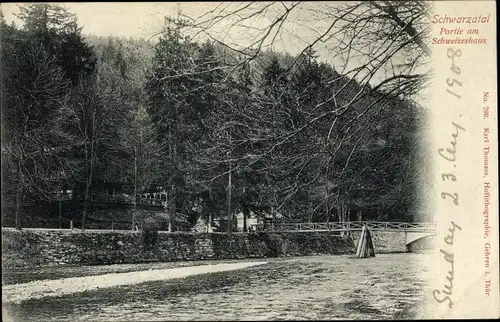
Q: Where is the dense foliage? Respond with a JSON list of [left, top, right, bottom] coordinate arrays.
[[1, 4, 427, 231]]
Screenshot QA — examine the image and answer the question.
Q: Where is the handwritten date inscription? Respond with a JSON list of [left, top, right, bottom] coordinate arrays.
[[439, 121, 465, 206], [433, 221, 463, 308], [433, 47, 465, 310]]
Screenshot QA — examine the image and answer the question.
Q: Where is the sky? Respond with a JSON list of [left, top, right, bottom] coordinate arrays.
[[0, 2, 340, 60], [2, 3, 190, 39], [1, 2, 371, 72], [1, 2, 430, 103]]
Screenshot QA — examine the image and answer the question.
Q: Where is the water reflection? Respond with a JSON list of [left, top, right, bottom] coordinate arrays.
[[5, 254, 430, 321]]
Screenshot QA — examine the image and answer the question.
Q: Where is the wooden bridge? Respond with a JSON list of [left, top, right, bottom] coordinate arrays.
[[253, 221, 437, 248], [252, 221, 437, 233]]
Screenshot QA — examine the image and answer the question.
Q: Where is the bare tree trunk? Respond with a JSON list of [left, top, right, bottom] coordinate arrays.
[[167, 125, 177, 232], [202, 197, 211, 233], [338, 197, 344, 223], [226, 158, 232, 234], [241, 186, 247, 233], [207, 187, 212, 233], [58, 198, 62, 229], [15, 168, 22, 230], [166, 191, 171, 232], [82, 174, 91, 230], [308, 200, 312, 223], [226, 126, 233, 234], [169, 184, 176, 231], [325, 162, 330, 226], [242, 204, 249, 233], [132, 146, 137, 230], [81, 95, 99, 231], [271, 206, 276, 230], [242, 210, 248, 233], [82, 152, 95, 231]]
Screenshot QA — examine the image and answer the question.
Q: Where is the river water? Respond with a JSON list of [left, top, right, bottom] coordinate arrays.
[[4, 253, 431, 321]]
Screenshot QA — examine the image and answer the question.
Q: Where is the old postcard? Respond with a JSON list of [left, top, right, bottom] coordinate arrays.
[[1, 1, 498, 320]]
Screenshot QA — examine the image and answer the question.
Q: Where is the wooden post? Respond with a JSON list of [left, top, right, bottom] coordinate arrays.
[[355, 225, 375, 258], [70, 220, 73, 230], [366, 228, 376, 257], [355, 225, 366, 257]]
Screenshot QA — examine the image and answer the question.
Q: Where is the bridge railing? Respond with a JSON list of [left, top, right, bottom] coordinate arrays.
[[261, 221, 436, 232]]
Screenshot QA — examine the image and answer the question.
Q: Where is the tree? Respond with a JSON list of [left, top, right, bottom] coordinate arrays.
[[1, 4, 96, 229], [15, 4, 96, 84], [1, 29, 69, 229], [85, 35, 160, 229], [1, 4, 97, 229], [171, 1, 431, 223], [125, 106, 165, 230], [146, 22, 202, 231], [59, 77, 103, 230]]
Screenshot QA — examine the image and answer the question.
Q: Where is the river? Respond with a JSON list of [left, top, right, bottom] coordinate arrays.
[[4, 253, 431, 321]]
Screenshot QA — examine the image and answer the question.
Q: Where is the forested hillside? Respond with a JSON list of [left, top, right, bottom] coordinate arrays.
[[1, 4, 428, 231]]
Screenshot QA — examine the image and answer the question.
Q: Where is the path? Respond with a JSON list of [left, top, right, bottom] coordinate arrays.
[[2, 262, 268, 304]]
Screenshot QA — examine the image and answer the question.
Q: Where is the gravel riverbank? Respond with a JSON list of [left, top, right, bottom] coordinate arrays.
[[2, 261, 268, 304], [2, 257, 279, 285]]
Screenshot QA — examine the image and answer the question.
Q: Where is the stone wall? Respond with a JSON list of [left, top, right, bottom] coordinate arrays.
[[1, 229, 355, 269]]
